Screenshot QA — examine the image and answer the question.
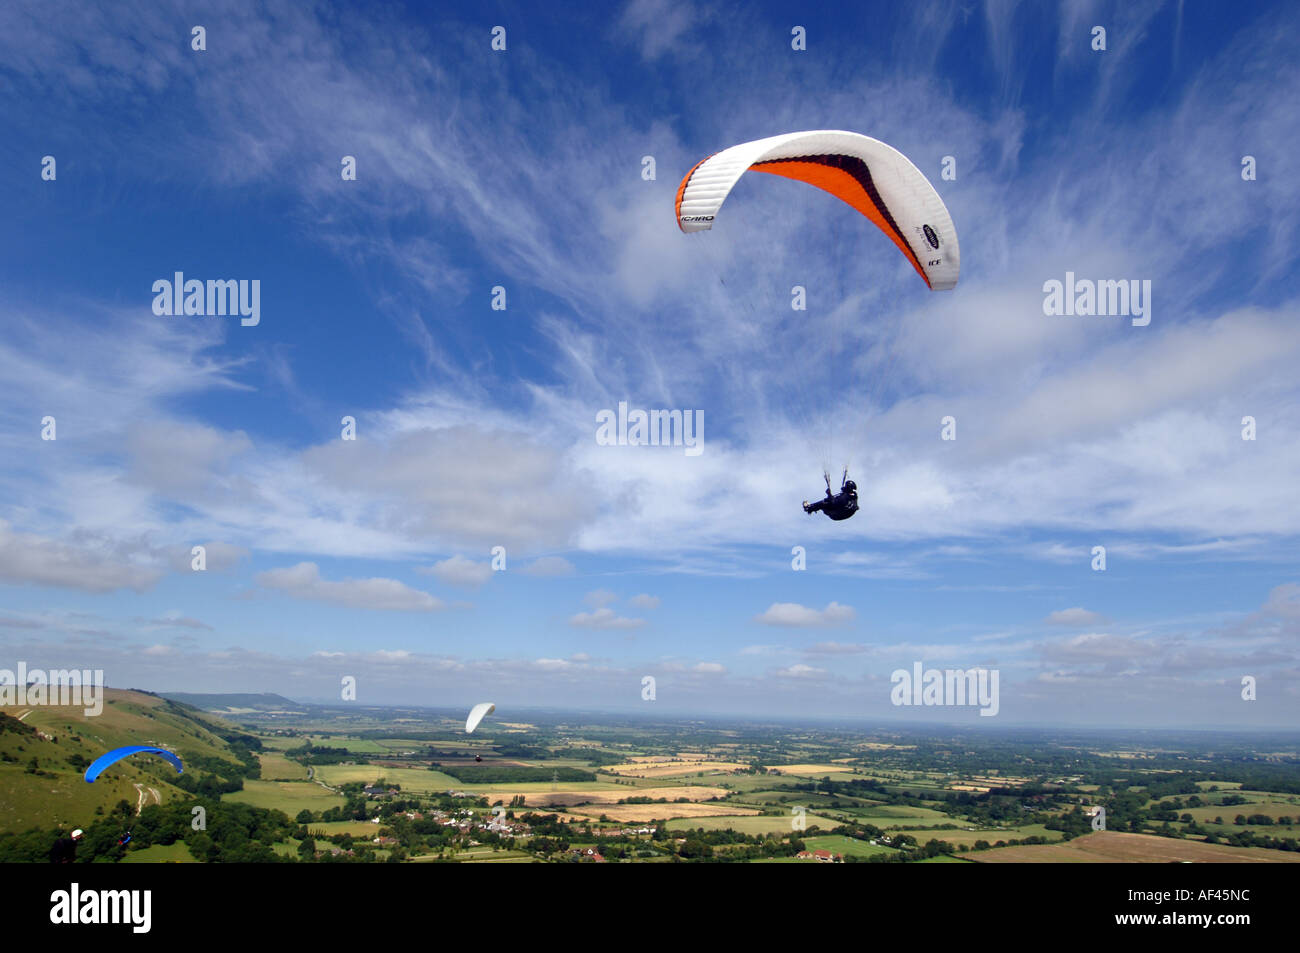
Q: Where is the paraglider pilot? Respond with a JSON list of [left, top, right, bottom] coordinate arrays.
[[803, 471, 858, 521], [50, 829, 82, 863]]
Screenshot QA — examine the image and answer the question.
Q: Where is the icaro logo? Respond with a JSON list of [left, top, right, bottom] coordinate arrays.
[[681, 215, 714, 222], [923, 224, 940, 249]]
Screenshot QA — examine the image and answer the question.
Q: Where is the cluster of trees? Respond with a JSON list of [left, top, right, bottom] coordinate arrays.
[[0, 798, 297, 863], [171, 750, 259, 797], [437, 765, 595, 784], [288, 744, 354, 765]]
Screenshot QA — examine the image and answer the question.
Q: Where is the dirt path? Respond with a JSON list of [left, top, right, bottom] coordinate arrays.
[[133, 783, 146, 813], [17, 710, 32, 722]]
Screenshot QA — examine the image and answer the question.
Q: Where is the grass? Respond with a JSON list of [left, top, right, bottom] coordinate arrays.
[[312, 764, 463, 792], [895, 824, 1061, 848], [224, 780, 344, 817], [0, 689, 235, 831], [307, 820, 384, 837], [258, 751, 309, 780], [121, 842, 197, 863], [916, 854, 975, 863], [804, 834, 897, 858]]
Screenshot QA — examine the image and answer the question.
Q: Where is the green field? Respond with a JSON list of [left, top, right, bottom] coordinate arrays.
[[445, 847, 537, 863], [852, 804, 954, 825], [897, 824, 1061, 847], [308, 820, 385, 837], [313, 764, 463, 791], [804, 834, 897, 858], [122, 842, 197, 863], [224, 780, 344, 817], [301, 736, 391, 753], [258, 751, 309, 780], [917, 854, 975, 863]]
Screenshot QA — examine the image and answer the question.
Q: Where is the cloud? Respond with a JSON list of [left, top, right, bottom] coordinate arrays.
[[167, 541, 249, 573], [1045, 607, 1108, 626], [754, 602, 855, 627], [774, 663, 826, 679], [584, 589, 619, 607], [0, 615, 45, 629], [740, 644, 791, 656], [143, 613, 213, 631], [420, 555, 493, 589], [1262, 583, 1300, 619], [125, 420, 253, 497], [1039, 633, 1156, 666], [694, 662, 725, 673], [569, 607, 646, 630], [615, 0, 709, 61], [0, 521, 161, 593], [629, 593, 661, 609], [523, 556, 576, 577], [255, 562, 445, 611], [806, 641, 868, 655]]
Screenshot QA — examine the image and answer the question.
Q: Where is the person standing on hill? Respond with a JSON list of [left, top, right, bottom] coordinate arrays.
[[50, 828, 83, 863]]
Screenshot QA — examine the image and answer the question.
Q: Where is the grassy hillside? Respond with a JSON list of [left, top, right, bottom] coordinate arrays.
[[0, 688, 258, 833], [162, 692, 302, 712]]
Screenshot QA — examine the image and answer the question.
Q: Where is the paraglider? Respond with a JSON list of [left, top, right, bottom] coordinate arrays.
[[677, 131, 960, 515], [803, 471, 859, 521], [676, 130, 959, 289], [83, 745, 183, 783], [465, 702, 495, 734]]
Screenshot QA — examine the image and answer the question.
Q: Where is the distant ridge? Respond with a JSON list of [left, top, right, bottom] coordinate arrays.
[[162, 692, 302, 711]]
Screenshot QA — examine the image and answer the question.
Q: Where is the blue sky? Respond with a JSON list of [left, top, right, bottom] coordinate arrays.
[[1, 0, 1298, 727]]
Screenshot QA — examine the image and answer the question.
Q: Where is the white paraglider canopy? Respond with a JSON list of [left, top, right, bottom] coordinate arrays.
[[465, 702, 495, 733]]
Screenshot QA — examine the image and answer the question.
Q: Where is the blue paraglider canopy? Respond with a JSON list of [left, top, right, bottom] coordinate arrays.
[[84, 746, 184, 783]]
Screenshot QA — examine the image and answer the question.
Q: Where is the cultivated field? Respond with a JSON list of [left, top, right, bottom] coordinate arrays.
[[767, 764, 859, 776], [664, 813, 838, 834], [973, 831, 1300, 863], [605, 760, 749, 778]]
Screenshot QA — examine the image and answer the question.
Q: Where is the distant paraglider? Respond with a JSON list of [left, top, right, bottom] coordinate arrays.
[[465, 702, 495, 734], [83, 745, 183, 783]]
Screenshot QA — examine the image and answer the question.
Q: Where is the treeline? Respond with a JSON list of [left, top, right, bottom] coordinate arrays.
[[436, 765, 595, 783], [0, 798, 296, 863], [171, 750, 259, 797], [289, 744, 354, 765], [1203, 765, 1300, 795], [0, 712, 36, 737]]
